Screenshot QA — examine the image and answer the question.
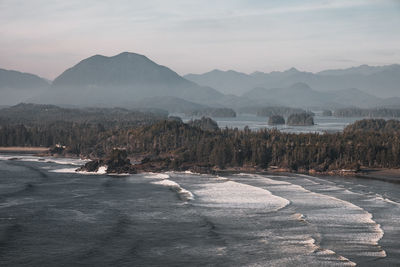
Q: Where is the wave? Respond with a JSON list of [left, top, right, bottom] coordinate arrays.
[[151, 179, 194, 201], [239, 173, 387, 260], [0, 154, 88, 166], [143, 172, 194, 201], [192, 179, 290, 212], [50, 165, 108, 175], [51, 165, 132, 176], [192, 174, 358, 265], [143, 173, 170, 179], [49, 167, 78, 173], [76, 165, 108, 175]]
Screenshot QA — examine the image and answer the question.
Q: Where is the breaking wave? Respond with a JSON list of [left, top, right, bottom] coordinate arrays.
[[237, 173, 386, 260], [193, 179, 290, 212]]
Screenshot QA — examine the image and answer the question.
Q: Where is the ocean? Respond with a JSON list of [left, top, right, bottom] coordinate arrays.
[[0, 154, 399, 266]]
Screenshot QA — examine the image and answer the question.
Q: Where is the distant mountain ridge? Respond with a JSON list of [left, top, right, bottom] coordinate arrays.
[[34, 52, 225, 107], [185, 64, 400, 98], [2, 53, 399, 110], [317, 64, 400, 76], [0, 68, 49, 105], [0, 69, 49, 88], [242, 83, 386, 109], [184, 69, 257, 95]]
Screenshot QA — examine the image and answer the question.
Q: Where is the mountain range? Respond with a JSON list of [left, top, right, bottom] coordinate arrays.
[[0, 69, 49, 105], [185, 65, 400, 98], [33, 52, 226, 107], [242, 83, 383, 109], [1, 52, 399, 111]]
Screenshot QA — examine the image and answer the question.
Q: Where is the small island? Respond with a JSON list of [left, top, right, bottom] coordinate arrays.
[[268, 115, 285, 125], [188, 117, 219, 131], [256, 106, 305, 117], [334, 107, 400, 118], [287, 113, 314, 126], [185, 108, 236, 118], [322, 110, 332, 116]]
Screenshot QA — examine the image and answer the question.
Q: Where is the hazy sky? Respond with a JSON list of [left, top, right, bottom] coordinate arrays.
[[1, 0, 400, 79]]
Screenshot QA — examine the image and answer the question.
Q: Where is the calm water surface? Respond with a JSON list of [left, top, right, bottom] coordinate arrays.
[[179, 114, 363, 133]]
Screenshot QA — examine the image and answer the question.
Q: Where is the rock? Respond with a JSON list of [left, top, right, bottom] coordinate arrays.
[[78, 149, 137, 174], [287, 113, 314, 126], [78, 159, 104, 172], [322, 110, 332, 116], [268, 115, 285, 125]]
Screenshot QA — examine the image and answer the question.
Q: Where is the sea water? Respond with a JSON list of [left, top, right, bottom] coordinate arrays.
[[0, 155, 399, 266]]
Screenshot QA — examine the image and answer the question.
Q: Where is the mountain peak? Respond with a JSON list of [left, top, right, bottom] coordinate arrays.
[[289, 82, 312, 91], [38, 52, 223, 107], [285, 67, 300, 73], [209, 69, 224, 74], [81, 52, 150, 65], [113, 51, 148, 60]]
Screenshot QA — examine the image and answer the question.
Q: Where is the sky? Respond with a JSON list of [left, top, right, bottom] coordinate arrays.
[[1, 0, 400, 80]]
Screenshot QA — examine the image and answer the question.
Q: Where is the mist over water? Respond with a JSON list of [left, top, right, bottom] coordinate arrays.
[[0, 155, 399, 266]]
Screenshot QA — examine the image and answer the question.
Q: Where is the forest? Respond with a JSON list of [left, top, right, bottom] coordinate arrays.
[[0, 103, 166, 127], [1, 104, 400, 173], [184, 108, 236, 118], [334, 107, 400, 118]]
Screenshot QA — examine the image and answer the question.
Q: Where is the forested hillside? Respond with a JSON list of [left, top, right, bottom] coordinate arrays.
[[0, 103, 166, 127], [1, 116, 400, 173]]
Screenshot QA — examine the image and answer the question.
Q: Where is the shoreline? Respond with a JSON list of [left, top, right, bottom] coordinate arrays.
[[354, 169, 400, 184], [0, 146, 49, 153], [1, 149, 399, 184]]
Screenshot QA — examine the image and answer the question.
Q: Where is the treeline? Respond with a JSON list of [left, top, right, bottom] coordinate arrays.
[[334, 107, 400, 118], [344, 119, 400, 133], [237, 106, 306, 117], [2, 118, 400, 172], [184, 108, 236, 118], [256, 106, 307, 117], [120, 120, 400, 171], [0, 103, 166, 127], [0, 122, 108, 156]]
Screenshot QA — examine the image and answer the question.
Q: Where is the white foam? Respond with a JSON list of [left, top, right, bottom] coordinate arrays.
[[193, 180, 290, 212], [50, 167, 78, 173], [244, 174, 386, 258], [0, 154, 88, 166], [216, 176, 229, 181], [76, 165, 108, 175], [143, 173, 170, 179], [107, 173, 131, 176], [151, 179, 194, 201], [97, 166, 107, 174], [0, 155, 17, 161], [373, 194, 400, 206]]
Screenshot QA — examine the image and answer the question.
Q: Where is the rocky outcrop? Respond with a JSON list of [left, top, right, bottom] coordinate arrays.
[[78, 149, 137, 174], [287, 113, 314, 126], [268, 115, 285, 125], [186, 108, 236, 118], [322, 110, 332, 116]]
